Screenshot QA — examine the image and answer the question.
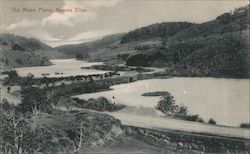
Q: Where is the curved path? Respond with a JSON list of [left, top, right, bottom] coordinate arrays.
[[108, 111, 250, 140], [57, 106, 250, 140]]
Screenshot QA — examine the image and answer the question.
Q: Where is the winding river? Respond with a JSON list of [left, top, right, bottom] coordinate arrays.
[[74, 77, 250, 127], [14, 58, 108, 78], [4, 59, 249, 127]]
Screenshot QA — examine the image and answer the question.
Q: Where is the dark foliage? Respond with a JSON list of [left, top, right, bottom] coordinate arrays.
[[120, 22, 194, 44], [20, 86, 59, 114], [12, 44, 24, 51], [156, 95, 204, 123], [142, 91, 171, 97], [72, 97, 126, 112], [240, 123, 250, 129], [124, 5, 250, 78], [208, 118, 217, 125]]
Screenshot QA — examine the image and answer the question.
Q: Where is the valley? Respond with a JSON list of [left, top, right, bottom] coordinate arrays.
[[1, 4, 250, 154]]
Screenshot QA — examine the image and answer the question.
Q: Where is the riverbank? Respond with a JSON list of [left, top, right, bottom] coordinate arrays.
[[107, 111, 250, 140], [1, 58, 249, 153], [122, 125, 250, 153]]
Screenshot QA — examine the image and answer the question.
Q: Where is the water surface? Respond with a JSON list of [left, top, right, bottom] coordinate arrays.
[[74, 77, 250, 127], [14, 59, 108, 78]]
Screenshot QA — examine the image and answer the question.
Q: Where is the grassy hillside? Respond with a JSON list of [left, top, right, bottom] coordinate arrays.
[[56, 5, 249, 78], [120, 22, 194, 44], [55, 33, 125, 58], [0, 34, 65, 69], [167, 6, 249, 43], [125, 5, 250, 78], [0, 104, 195, 153]]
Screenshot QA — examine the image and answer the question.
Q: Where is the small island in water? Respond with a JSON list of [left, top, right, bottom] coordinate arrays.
[[142, 91, 171, 97]]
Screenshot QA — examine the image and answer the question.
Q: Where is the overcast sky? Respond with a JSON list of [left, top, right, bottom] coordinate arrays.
[[1, 0, 248, 47]]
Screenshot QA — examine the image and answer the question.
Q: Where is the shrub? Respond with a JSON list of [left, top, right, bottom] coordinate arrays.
[[156, 95, 176, 114], [240, 123, 250, 129], [156, 95, 204, 123], [185, 114, 199, 122], [208, 118, 216, 125], [178, 106, 188, 116], [73, 97, 126, 112], [197, 118, 204, 123]]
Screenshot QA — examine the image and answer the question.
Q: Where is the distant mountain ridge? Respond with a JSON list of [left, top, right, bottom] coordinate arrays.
[[3, 5, 249, 78], [55, 5, 249, 78], [125, 5, 250, 77], [0, 33, 64, 69], [55, 33, 125, 57]]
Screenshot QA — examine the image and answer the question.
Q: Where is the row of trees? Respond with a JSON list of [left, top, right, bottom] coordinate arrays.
[[75, 53, 90, 60], [3, 70, 120, 89]]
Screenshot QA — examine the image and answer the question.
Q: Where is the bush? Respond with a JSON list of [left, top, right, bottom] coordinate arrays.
[[240, 123, 250, 129], [197, 118, 204, 123], [185, 114, 202, 122], [73, 97, 126, 112], [156, 95, 204, 123], [208, 118, 216, 125], [156, 95, 175, 114]]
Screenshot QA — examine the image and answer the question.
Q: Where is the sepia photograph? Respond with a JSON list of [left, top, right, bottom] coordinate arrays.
[[0, 0, 249, 153]]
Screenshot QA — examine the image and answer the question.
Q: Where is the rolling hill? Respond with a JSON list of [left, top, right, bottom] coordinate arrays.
[[125, 5, 250, 77], [49, 5, 250, 77], [55, 33, 125, 58], [0, 33, 65, 69]]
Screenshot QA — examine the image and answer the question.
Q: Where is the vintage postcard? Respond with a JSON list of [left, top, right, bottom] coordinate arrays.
[[0, 0, 249, 153]]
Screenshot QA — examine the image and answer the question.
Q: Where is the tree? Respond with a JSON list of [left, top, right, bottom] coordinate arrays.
[[1, 99, 30, 154], [173, 52, 180, 64], [178, 105, 188, 116], [6, 70, 19, 82], [185, 114, 201, 122], [15, 58, 23, 65], [156, 95, 176, 114], [7, 87, 11, 93], [74, 113, 90, 152], [22, 73, 35, 85], [208, 118, 216, 125], [2, 41, 8, 45], [76, 53, 83, 60], [1, 99, 74, 153], [117, 53, 129, 60], [20, 86, 54, 114], [46, 90, 59, 110], [12, 44, 24, 51], [5, 58, 9, 65]]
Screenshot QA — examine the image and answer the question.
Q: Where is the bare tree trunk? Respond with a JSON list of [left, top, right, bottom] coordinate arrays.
[[33, 104, 37, 115], [77, 122, 83, 151], [51, 102, 55, 110], [66, 105, 69, 114], [18, 133, 23, 154], [12, 120, 19, 154]]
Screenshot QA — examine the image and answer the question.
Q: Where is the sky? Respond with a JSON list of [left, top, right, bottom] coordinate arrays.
[[0, 0, 249, 47]]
